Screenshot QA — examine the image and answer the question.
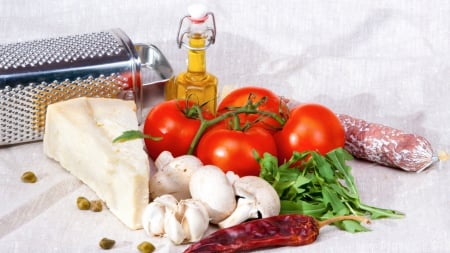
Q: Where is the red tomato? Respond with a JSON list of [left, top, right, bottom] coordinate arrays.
[[143, 100, 211, 160], [118, 71, 138, 90], [218, 86, 289, 133], [196, 127, 278, 177], [274, 103, 345, 163]]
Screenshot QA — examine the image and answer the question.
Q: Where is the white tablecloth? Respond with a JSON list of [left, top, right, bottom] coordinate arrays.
[[1, 1, 449, 252]]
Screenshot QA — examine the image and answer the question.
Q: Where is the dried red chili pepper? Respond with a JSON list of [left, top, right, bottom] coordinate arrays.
[[183, 214, 370, 253]]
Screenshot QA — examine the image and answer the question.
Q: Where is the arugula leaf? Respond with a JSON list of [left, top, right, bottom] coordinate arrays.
[[280, 200, 327, 217], [257, 148, 405, 233]]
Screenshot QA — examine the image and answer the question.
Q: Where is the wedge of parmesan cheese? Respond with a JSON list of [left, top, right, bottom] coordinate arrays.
[[43, 97, 150, 230]]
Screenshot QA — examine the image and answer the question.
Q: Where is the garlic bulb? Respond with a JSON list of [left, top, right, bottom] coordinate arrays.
[[141, 194, 209, 244]]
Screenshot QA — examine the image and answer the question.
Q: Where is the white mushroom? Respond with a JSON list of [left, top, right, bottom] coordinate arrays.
[[189, 165, 237, 224], [154, 150, 175, 170], [218, 176, 280, 228], [225, 171, 240, 185], [150, 151, 203, 200], [141, 194, 178, 236]]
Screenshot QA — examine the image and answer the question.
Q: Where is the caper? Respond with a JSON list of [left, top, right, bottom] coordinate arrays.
[[76, 196, 91, 210], [21, 171, 37, 183], [137, 241, 155, 253], [90, 200, 103, 212], [99, 237, 115, 250]]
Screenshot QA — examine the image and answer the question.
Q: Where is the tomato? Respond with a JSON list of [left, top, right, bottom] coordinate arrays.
[[118, 71, 138, 90], [274, 103, 345, 163], [143, 100, 211, 160], [218, 86, 289, 133], [196, 127, 277, 177]]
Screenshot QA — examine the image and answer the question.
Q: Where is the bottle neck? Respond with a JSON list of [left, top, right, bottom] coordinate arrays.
[[186, 33, 207, 78]]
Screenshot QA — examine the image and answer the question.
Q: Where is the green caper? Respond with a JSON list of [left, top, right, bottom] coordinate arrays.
[[137, 241, 155, 253], [76, 196, 91, 210], [99, 237, 115, 250], [21, 171, 37, 183], [90, 200, 103, 212]]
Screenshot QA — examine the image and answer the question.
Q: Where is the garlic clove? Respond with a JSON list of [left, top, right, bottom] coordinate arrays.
[[141, 194, 179, 236], [179, 199, 210, 242], [141, 201, 166, 236], [164, 209, 186, 245], [153, 194, 178, 211]]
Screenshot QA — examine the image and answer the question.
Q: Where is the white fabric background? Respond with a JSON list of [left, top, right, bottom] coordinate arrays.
[[1, 0, 449, 252]]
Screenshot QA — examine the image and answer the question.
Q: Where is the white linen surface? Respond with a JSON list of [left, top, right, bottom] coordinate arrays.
[[1, 0, 449, 252]]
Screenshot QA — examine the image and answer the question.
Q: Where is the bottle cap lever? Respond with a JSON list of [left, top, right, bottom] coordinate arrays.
[[176, 4, 216, 50]]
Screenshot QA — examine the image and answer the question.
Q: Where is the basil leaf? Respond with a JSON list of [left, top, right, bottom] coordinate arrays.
[[112, 130, 162, 143]]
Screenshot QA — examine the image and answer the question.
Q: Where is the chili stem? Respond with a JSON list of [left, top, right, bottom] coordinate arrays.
[[318, 215, 371, 229]]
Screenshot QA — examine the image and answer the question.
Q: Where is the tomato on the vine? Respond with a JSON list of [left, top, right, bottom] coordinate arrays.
[[196, 126, 277, 177], [143, 99, 211, 160], [218, 86, 289, 133], [274, 103, 345, 163]]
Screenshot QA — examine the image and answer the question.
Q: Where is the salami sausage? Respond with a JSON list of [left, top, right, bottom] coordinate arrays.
[[337, 114, 435, 172]]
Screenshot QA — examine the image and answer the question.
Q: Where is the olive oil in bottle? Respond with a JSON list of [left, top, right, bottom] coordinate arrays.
[[165, 4, 218, 114]]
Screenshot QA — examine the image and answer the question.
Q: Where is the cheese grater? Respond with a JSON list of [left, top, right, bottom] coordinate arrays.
[[0, 28, 173, 146]]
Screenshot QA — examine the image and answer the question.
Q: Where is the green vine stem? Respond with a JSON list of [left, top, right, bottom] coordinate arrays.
[[113, 95, 288, 155], [186, 96, 287, 154]]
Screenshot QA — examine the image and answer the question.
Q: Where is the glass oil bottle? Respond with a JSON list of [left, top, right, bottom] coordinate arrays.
[[165, 4, 218, 114]]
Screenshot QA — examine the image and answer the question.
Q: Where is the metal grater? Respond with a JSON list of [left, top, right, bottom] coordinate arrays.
[[0, 29, 172, 146]]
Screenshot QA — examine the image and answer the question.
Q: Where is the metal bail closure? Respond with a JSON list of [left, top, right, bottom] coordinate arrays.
[[176, 11, 216, 51]]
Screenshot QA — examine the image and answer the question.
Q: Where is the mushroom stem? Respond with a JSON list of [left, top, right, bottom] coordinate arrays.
[[218, 197, 259, 228]]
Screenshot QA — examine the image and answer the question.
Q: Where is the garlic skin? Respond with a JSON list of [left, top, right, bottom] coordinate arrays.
[[154, 194, 179, 211], [141, 194, 209, 245], [141, 194, 178, 236], [164, 209, 186, 245], [141, 201, 165, 236], [179, 199, 209, 242]]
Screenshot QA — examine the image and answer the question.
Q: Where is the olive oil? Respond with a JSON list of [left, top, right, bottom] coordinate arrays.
[[166, 4, 218, 114]]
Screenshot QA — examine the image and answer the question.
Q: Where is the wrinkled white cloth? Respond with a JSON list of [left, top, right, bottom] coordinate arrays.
[[1, 1, 449, 252]]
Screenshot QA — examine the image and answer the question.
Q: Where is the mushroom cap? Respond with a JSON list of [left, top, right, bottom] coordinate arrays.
[[189, 165, 237, 224], [149, 154, 203, 200], [233, 176, 280, 217], [154, 150, 174, 170]]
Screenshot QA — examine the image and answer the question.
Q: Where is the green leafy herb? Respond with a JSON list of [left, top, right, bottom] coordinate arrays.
[[257, 148, 404, 233], [112, 130, 162, 143]]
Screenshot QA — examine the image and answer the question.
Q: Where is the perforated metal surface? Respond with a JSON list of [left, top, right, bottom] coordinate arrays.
[[0, 29, 139, 146], [0, 74, 133, 145], [0, 31, 123, 70]]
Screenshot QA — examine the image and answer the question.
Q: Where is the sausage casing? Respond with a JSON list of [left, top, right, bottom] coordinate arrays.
[[337, 114, 435, 172]]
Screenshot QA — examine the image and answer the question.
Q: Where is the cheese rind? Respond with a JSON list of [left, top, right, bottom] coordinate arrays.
[[43, 97, 150, 230]]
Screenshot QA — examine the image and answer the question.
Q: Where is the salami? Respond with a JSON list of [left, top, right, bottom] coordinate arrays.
[[337, 114, 436, 172]]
